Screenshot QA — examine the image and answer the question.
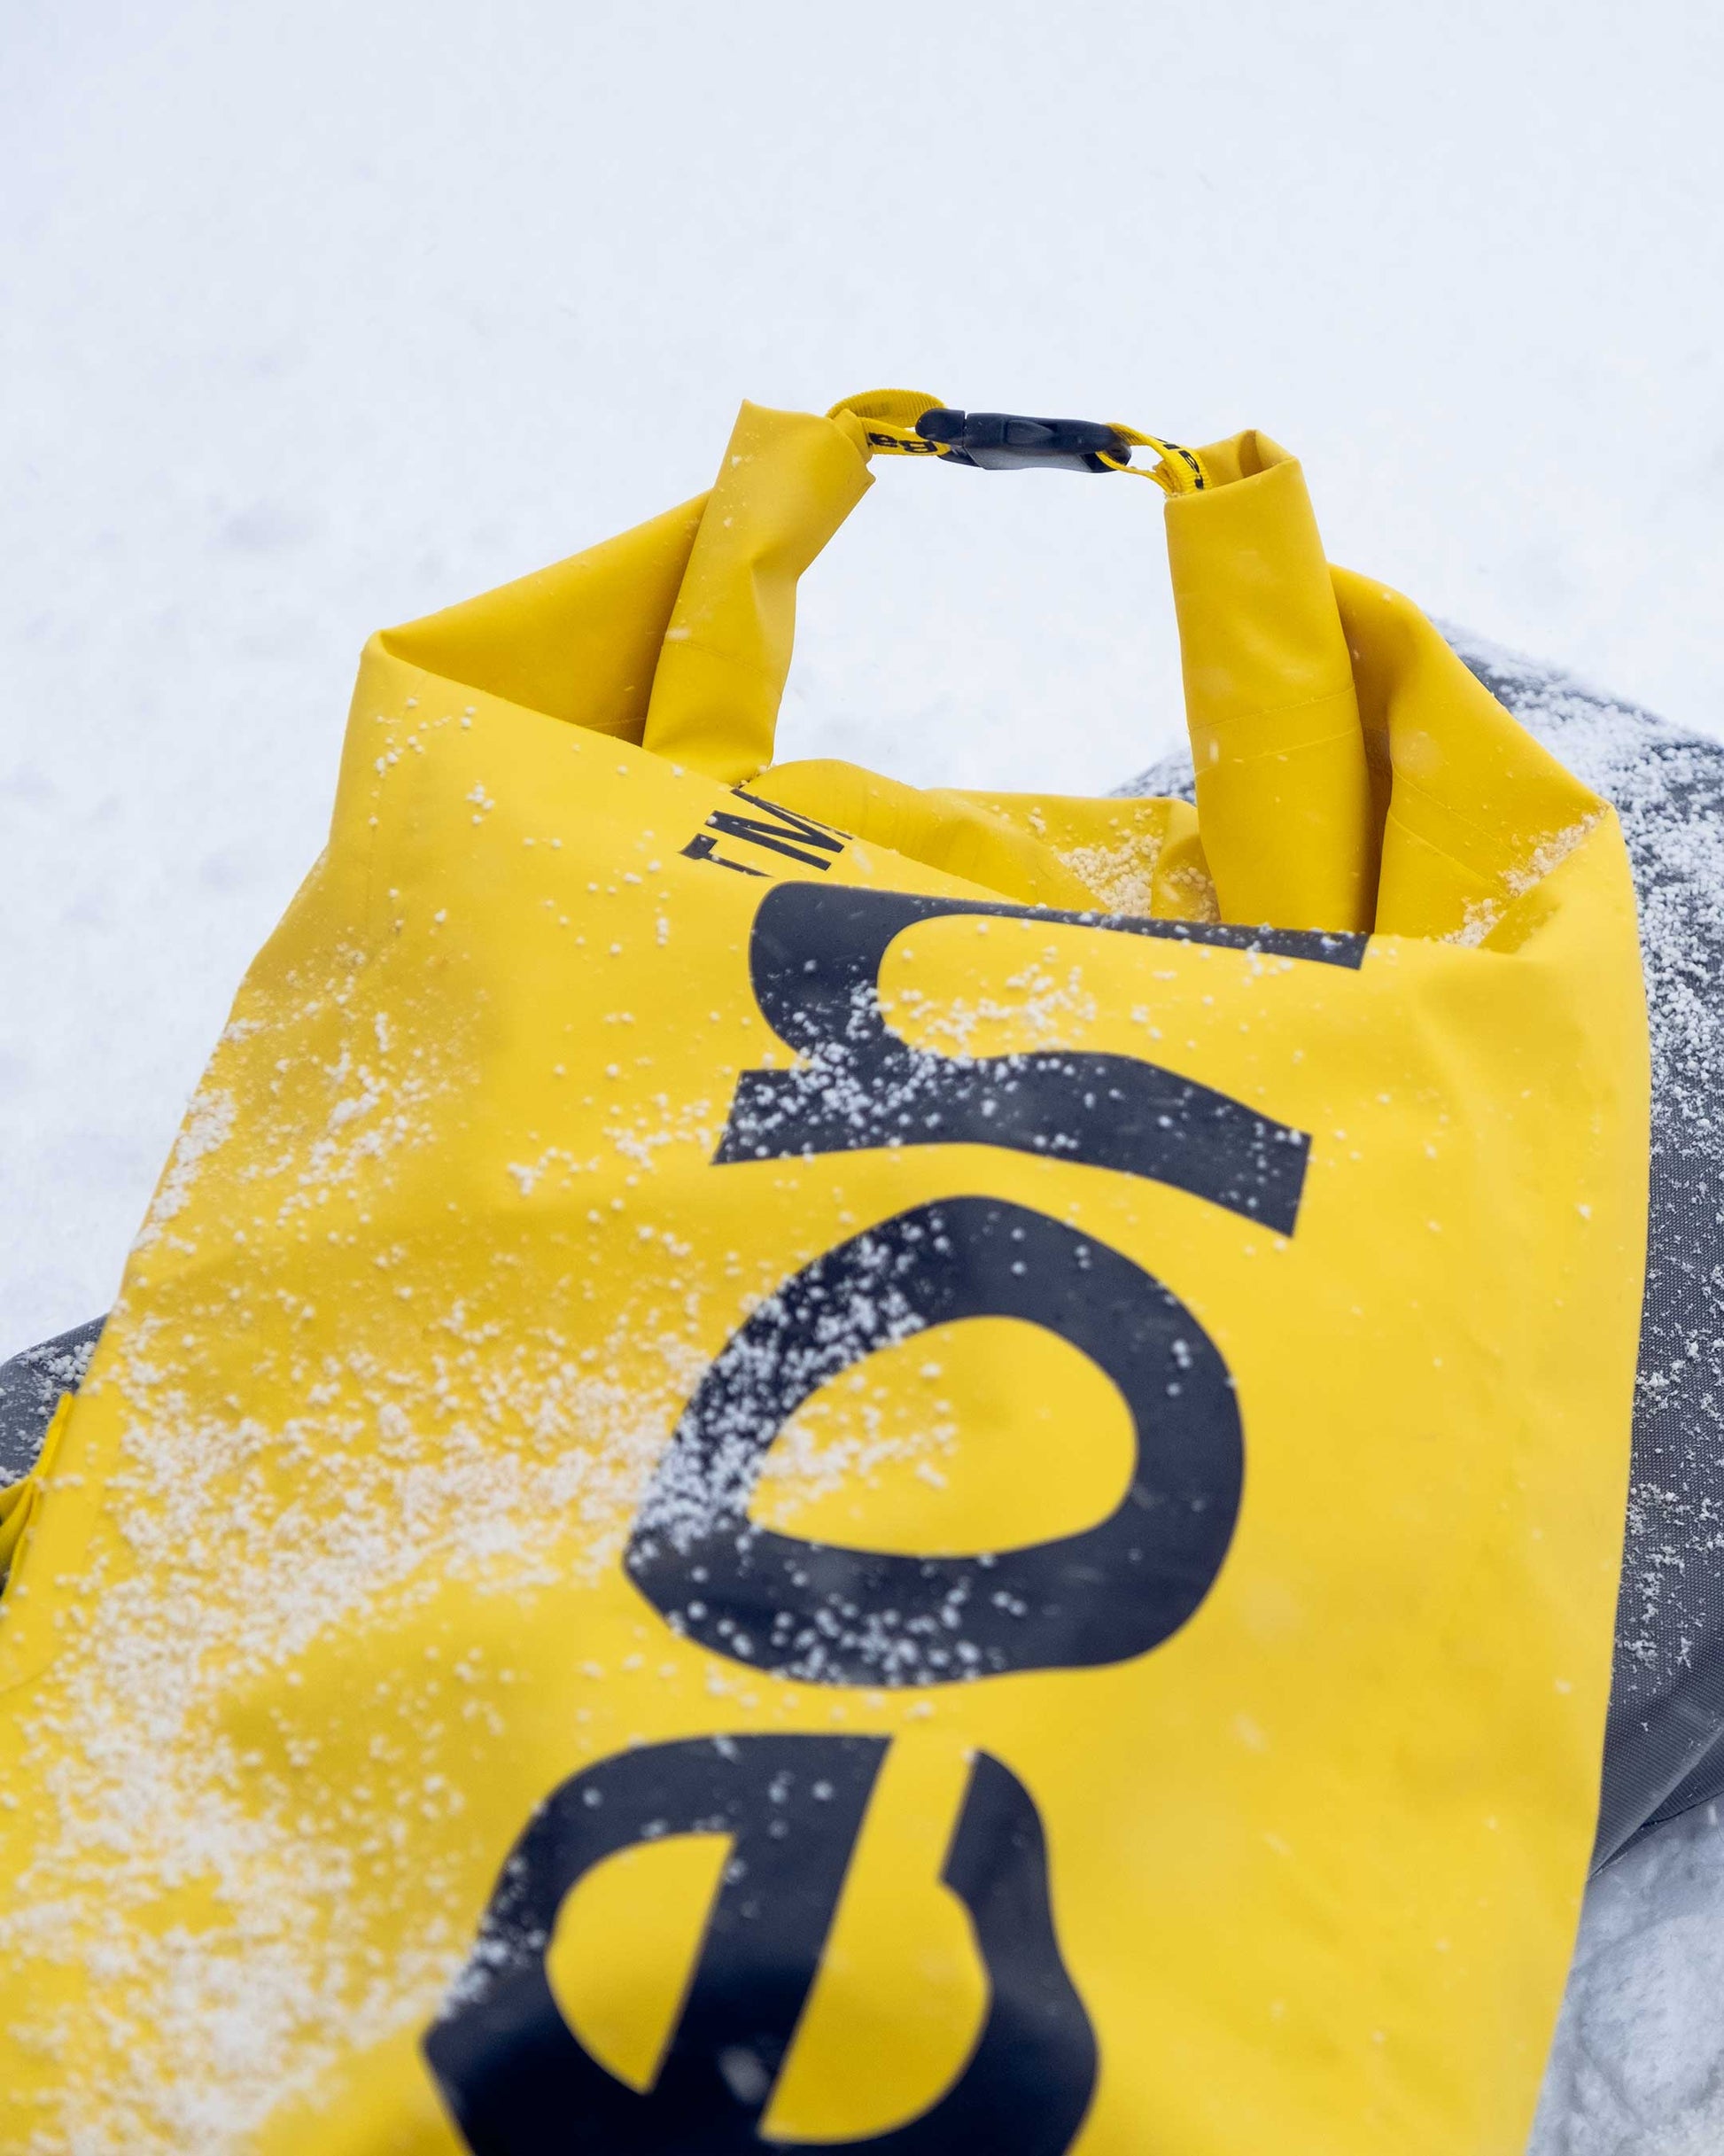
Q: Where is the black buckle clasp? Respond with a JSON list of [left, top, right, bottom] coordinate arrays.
[[914, 408, 1130, 474]]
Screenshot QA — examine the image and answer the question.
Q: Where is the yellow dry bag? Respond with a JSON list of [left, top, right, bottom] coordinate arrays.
[[0, 394, 1649, 2156]]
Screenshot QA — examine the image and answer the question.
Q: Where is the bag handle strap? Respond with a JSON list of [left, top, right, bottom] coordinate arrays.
[[638, 391, 1210, 787], [833, 387, 1212, 493]]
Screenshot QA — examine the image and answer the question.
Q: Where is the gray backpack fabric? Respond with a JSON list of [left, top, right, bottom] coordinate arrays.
[[0, 1316, 103, 1486], [1117, 636, 1724, 1870], [1459, 642, 1724, 1865], [4, 638, 1722, 1869]]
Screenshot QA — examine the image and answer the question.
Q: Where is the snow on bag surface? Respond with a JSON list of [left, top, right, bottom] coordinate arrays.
[[0, 410, 1651, 2152], [11, 637, 1724, 2147]]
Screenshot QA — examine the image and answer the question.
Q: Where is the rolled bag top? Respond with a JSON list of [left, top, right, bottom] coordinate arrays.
[[377, 390, 1604, 944]]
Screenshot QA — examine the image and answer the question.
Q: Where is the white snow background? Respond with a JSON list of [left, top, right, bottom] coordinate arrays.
[[3, 2, 1722, 2146]]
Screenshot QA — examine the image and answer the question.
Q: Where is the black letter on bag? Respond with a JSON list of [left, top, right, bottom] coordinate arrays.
[[625, 1198, 1243, 1686], [715, 884, 1363, 1234], [423, 1735, 1096, 2156]]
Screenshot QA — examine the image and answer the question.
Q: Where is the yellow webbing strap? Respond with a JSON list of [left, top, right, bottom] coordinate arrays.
[[1099, 424, 1211, 494], [827, 388, 951, 456], [827, 390, 1212, 492]]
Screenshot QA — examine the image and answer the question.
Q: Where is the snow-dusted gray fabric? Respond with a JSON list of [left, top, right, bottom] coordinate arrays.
[[0, 1315, 103, 1486], [1460, 643, 1724, 1867], [1120, 637, 1724, 1869]]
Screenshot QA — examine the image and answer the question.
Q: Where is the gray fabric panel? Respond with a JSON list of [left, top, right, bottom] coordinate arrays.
[[1119, 637, 1724, 1867], [0, 1315, 105, 1486]]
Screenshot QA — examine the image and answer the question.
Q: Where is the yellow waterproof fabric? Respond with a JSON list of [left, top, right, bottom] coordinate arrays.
[[0, 401, 1647, 2156]]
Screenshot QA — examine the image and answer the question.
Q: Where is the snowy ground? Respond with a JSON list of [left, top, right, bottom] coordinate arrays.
[[1535, 1801, 1724, 2152], [4, 3, 1724, 2146]]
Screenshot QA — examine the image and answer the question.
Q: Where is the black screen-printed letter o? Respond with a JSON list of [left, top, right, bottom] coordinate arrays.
[[625, 1197, 1243, 1686]]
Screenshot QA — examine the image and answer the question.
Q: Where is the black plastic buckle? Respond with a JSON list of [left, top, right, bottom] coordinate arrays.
[[914, 408, 1130, 474]]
